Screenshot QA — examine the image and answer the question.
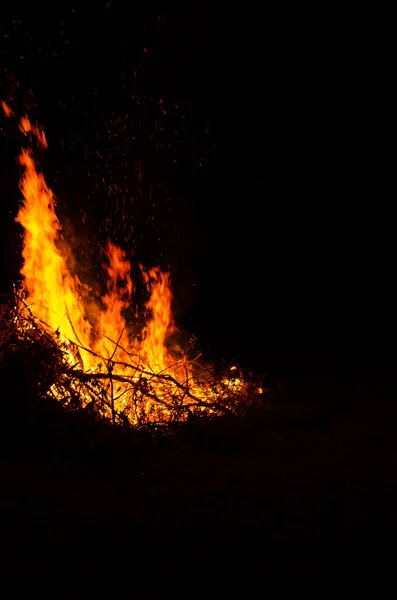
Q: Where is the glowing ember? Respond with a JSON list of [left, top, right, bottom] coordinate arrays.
[[1, 100, 14, 118], [2, 104, 259, 426]]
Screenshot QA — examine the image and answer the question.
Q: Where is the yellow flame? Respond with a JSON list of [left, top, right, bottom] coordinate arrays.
[[95, 240, 133, 361], [16, 147, 92, 365], [140, 267, 175, 372]]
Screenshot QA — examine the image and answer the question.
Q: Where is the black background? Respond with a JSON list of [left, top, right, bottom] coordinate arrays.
[[0, 2, 394, 375]]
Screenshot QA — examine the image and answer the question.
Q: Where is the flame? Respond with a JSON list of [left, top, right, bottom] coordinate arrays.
[[8, 112, 254, 425], [1, 101, 15, 118], [140, 268, 175, 372], [19, 115, 48, 149], [16, 147, 92, 364], [96, 240, 133, 361]]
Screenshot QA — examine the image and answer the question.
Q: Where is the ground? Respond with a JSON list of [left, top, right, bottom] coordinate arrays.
[[1, 379, 397, 587]]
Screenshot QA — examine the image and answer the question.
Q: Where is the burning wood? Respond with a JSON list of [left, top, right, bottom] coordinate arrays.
[[0, 104, 264, 428], [0, 292, 261, 427]]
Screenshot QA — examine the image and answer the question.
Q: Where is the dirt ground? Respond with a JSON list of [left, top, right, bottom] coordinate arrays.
[[1, 381, 397, 587]]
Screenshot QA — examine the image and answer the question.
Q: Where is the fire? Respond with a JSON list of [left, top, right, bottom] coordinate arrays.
[[96, 240, 133, 362], [16, 146, 93, 364], [19, 115, 48, 149], [2, 105, 257, 425], [1, 100, 14, 118], [140, 268, 175, 373]]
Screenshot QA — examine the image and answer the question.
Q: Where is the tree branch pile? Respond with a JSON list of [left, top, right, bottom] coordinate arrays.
[[0, 294, 266, 429]]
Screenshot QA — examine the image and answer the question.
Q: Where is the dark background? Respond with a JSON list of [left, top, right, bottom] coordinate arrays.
[[0, 2, 394, 376]]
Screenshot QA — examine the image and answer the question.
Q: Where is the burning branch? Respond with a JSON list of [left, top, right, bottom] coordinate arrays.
[[0, 294, 262, 429]]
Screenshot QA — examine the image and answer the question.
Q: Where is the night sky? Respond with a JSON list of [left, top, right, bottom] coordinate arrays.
[[0, 2, 393, 375]]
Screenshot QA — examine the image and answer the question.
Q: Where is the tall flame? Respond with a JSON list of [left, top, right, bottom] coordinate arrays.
[[16, 147, 93, 363], [96, 240, 133, 361], [14, 118, 178, 375], [141, 268, 175, 372]]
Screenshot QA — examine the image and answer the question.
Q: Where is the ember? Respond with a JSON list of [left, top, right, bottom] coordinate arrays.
[[0, 103, 263, 427]]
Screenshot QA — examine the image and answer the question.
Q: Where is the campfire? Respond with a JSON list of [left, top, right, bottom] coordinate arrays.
[[0, 102, 264, 427]]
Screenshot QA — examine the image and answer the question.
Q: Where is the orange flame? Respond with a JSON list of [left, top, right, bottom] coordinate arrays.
[[16, 146, 92, 364], [19, 115, 48, 149], [96, 240, 133, 361], [141, 267, 175, 372]]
